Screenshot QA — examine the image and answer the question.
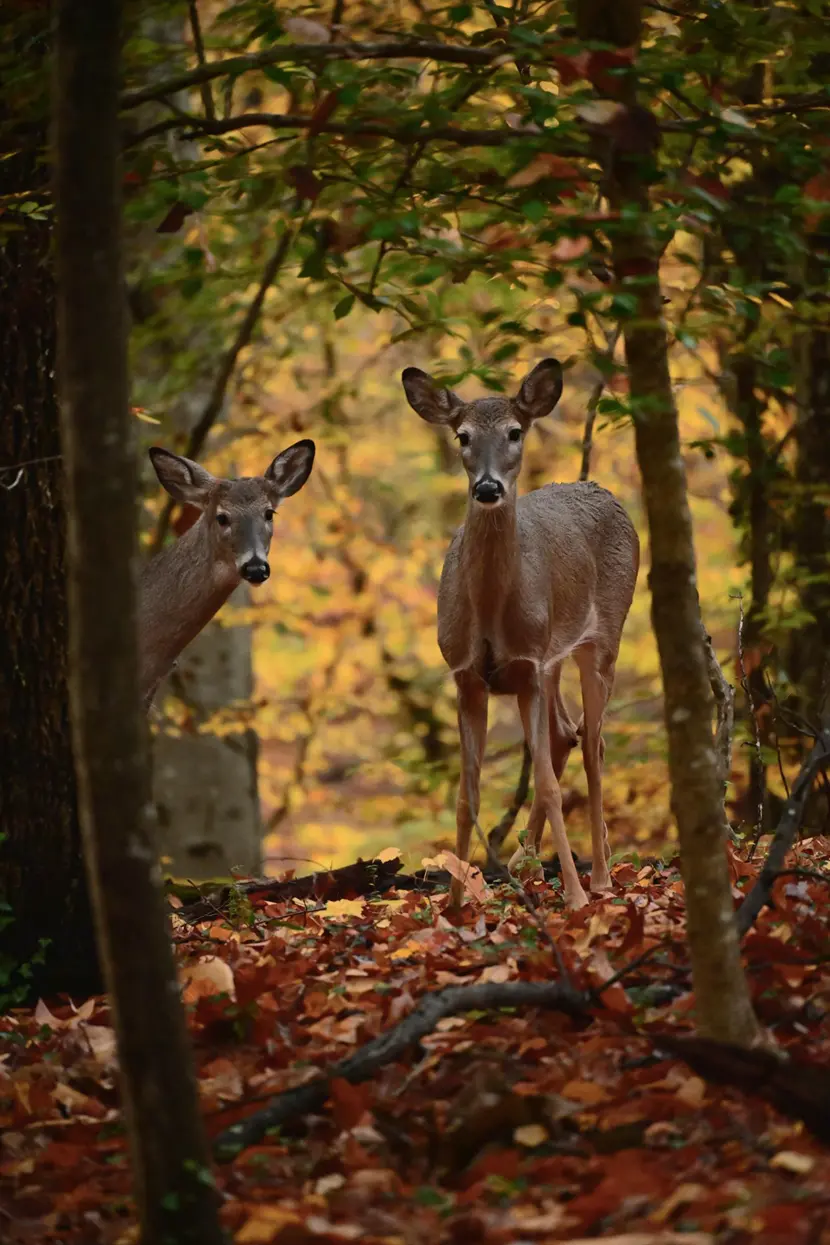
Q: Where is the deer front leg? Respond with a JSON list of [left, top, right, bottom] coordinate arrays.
[[511, 672, 588, 909], [452, 673, 489, 908]]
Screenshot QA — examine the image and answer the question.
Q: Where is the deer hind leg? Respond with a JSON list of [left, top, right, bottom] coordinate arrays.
[[548, 663, 579, 782], [575, 644, 613, 893], [452, 673, 489, 908], [509, 673, 588, 909]]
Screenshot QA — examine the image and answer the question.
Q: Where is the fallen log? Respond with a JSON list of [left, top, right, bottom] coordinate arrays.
[[212, 979, 587, 1159], [176, 852, 602, 922], [176, 856, 405, 922], [736, 728, 830, 937]]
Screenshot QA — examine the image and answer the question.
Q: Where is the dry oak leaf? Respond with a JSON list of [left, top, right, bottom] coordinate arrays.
[[180, 955, 236, 1003]]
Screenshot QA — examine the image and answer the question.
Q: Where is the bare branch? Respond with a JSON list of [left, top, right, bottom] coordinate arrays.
[[148, 225, 296, 555], [121, 40, 511, 112], [128, 109, 587, 155], [736, 728, 830, 937], [186, 0, 215, 122]]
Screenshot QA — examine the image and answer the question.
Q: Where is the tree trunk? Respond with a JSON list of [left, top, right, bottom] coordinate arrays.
[[54, 3, 224, 1241], [0, 19, 99, 1001], [577, 0, 760, 1045], [126, 13, 262, 880], [789, 322, 830, 727], [154, 582, 262, 879]]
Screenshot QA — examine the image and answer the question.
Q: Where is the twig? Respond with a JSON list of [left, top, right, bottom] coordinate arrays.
[[579, 327, 621, 482], [471, 813, 572, 986], [148, 225, 296, 555], [763, 671, 791, 799], [212, 979, 587, 1158], [0, 453, 63, 489], [187, 0, 215, 122], [735, 728, 830, 936], [734, 593, 765, 857], [127, 110, 588, 155]]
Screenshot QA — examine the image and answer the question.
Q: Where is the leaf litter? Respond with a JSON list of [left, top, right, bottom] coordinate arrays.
[[3, 841, 830, 1242]]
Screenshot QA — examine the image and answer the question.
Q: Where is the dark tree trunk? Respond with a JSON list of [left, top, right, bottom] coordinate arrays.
[[0, 25, 99, 1001], [54, 2, 225, 1241], [790, 322, 830, 727]]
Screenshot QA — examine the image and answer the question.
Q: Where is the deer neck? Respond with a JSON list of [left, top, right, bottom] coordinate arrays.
[[138, 518, 239, 700], [460, 489, 520, 632]]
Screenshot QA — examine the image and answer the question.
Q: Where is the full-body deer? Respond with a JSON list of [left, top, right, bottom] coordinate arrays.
[[402, 360, 639, 909], [139, 440, 315, 711]]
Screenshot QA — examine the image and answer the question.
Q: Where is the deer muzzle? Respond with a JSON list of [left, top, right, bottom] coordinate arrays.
[[472, 477, 505, 505], [240, 557, 270, 584]]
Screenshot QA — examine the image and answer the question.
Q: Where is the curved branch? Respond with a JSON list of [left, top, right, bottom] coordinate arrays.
[[148, 225, 296, 555], [213, 979, 586, 1159]]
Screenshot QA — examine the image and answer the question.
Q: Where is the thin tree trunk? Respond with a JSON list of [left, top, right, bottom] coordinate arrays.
[[576, 0, 760, 1045], [0, 16, 99, 1000], [54, 3, 225, 1241]]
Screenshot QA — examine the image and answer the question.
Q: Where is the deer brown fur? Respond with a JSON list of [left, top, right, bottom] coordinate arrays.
[[139, 440, 315, 711], [402, 359, 639, 908]]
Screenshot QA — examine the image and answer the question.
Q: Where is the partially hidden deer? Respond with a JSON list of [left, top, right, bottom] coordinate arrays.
[[402, 359, 639, 909], [138, 440, 315, 711]]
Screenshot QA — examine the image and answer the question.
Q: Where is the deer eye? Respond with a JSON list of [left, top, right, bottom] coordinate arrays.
[[457, 431, 471, 448], [216, 513, 230, 528], [265, 509, 275, 522], [508, 427, 522, 443]]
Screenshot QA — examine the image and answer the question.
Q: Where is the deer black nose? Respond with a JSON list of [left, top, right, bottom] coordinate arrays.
[[241, 558, 270, 584], [473, 477, 504, 504]]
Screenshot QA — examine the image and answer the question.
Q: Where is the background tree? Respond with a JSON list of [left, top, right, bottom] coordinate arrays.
[[0, 6, 99, 1000]]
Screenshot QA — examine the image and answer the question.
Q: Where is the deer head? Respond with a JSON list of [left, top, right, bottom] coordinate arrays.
[[401, 360, 563, 507], [148, 440, 315, 584]]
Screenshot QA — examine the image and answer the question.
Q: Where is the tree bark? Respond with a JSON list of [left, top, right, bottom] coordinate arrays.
[[54, 3, 225, 1241], [577, 0, 760, 1045], [0, 16, 99, 1000], [789, 321, 830, 726]]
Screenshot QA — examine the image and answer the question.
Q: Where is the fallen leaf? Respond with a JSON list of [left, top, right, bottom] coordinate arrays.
[[236, 1206, 302, 1243], [675, 1076, 706, 1108], [180, 956, 236, 1004], [437, 851, 491, 904], [375, 846, 402, 862], [514, 1123, 548, 1147], [562, 1079, 610, 1105], [770, 1150, 816, 1175], [321, 898, 365, 920]]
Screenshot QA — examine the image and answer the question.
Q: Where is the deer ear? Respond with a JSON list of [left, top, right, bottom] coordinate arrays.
[[401, 367, 462, 426], [265, 439, 315, 499], [149, 448, 215, 508], [514, 358, 563, 425]]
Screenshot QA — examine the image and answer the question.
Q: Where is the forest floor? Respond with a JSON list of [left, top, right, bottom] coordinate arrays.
[[2, 834, 830, 1243]]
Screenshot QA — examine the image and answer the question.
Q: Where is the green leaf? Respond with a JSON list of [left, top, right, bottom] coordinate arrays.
[[334, 294, 355, 320], [521, 200, 547, 224]]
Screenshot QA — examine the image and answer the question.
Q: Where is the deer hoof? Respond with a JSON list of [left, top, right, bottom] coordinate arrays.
[[590, 869, 613, 894], [565, 884, 590, 910]]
